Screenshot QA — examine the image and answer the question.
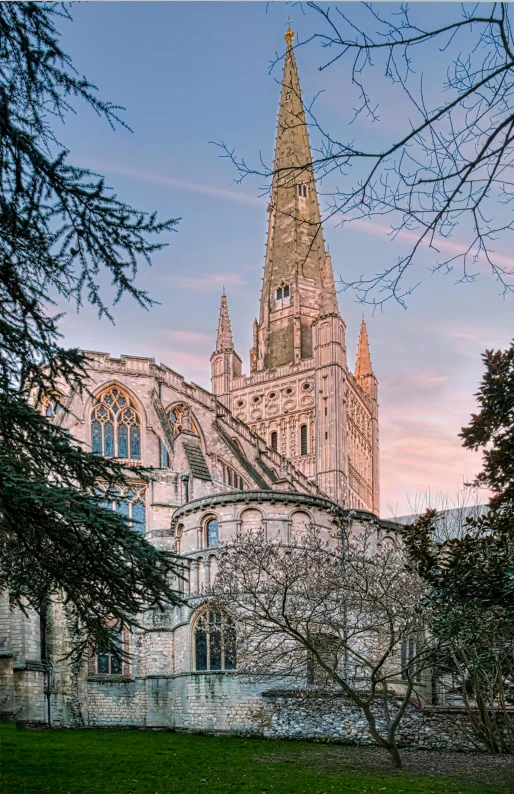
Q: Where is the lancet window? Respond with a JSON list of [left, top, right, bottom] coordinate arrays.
[[91, 386, 141, 460], [300, 424, 308, 456], [194, 609, 236, 672], [221, 461, 246, 490], [96, 482, 147, 533], [270, 431, 278, 452], [297, 183, 308, 198]]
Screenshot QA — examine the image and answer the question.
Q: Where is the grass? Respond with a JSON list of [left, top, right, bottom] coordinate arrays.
[[1, 723, 513, 794]]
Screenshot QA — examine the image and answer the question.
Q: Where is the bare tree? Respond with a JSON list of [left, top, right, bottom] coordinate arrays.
[[221, 3, 514, 307], [214, 521, 435, 769]]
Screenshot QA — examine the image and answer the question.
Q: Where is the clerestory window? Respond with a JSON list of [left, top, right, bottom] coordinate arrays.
[[91, 386, 141, 460], [206, 517, 219, 547], [194, 609, 236, 672], [270, 431, 278, 451]]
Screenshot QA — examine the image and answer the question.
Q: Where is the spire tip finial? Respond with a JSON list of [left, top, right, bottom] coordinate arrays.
[[285, 15, 295, 48]]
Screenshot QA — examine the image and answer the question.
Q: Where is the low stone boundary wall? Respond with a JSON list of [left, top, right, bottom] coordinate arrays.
[[251, 692, 484, 752]]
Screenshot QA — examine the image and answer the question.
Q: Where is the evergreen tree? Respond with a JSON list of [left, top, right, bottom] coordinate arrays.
[[401, 342, 514, 751], [0, 3, 181, 659]]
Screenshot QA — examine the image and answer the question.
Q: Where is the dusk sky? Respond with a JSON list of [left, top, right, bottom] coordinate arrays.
[[57, 2, 513, 516]]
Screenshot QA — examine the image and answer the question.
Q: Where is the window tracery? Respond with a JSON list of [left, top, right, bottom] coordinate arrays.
[[91, 386, 141, 460], [96, 626, 123, 675], [43, 393, 63, 420], [167, 403, 200, 438], [194, 609, 236, 672], [96, 482, 146, 533]]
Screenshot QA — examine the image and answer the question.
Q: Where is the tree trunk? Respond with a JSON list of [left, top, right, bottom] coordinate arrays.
[[387, 741, 402, 769]]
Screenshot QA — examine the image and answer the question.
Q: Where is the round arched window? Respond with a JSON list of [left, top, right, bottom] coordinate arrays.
[[206, 518, 219, 547]]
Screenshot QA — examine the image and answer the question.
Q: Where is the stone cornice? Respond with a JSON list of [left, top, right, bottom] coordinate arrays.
[[170, 490, 344, 528], [170, 491, 400, 532]]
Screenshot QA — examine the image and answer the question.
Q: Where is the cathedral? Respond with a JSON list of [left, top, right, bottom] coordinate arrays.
[[0, 28, 393, 732]]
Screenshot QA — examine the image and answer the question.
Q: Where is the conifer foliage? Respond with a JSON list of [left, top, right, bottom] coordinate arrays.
[[401, 342, 514, 751], [0, 3, 181, 658]]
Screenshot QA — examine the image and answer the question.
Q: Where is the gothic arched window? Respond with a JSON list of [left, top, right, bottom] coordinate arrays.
[[298, 183, 308, 198], [300, 424, 308, 456], [43, 394, 62, 420], [97, 627, 123, 675], [96, 482, 146, 533], [167, 403, 200, 438], [270, 430, 278, 451], [91, 386, 141, 460], [194, 609, 236, 672]]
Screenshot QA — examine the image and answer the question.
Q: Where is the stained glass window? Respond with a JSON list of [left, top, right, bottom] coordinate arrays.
[[96, 482, 146, 534], [206, 518, 219, 547], [132, 501, 146, 533], [271, 431, 278, 451], [91, 421, 102, 454], [130, 425, 141, 459], [97, 627, 123, 675], [194, 610, 236, 672], [90, 386, 141, 460], [118, 423, 128, 458]]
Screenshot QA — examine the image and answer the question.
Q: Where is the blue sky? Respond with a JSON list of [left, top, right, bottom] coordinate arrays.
[[57, 2, 514, 515]]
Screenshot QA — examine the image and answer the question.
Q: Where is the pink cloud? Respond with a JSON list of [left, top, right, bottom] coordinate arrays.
[[338, 217, 514, 273], [170, 273, 247, 291], [84, 161, 262, 207], [164, 330, 212, 344]]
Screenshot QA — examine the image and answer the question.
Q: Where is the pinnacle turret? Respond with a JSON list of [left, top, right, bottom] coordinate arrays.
[[215, 291, 234, 352], [355, 319, 374, 379]]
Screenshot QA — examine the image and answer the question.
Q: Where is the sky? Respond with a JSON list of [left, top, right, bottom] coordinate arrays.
[[55, 2, 514, 516]]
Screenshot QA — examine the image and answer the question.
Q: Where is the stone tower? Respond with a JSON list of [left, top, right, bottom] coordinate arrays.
[[211, 27, 379, 513]]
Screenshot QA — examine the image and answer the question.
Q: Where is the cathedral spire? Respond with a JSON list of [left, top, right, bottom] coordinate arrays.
[[319, 252, 339, 316], [355, 319, 374, 379], [252, 26, 330, 371], [215, 291, 234, 352]]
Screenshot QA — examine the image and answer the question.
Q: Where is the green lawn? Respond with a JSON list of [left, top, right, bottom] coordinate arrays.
[[1, 723, 513, 794]]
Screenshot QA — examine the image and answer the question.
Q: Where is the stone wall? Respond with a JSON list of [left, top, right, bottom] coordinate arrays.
[[80, 673, 485, 753], [252, 693, 484, 752]]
